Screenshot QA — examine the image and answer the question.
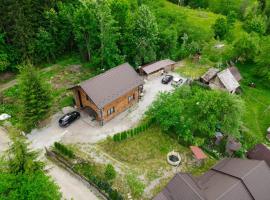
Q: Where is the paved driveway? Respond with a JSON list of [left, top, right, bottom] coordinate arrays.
[[28, 73, 184, 148]]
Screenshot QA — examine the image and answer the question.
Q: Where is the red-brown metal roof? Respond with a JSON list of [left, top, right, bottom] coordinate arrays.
[[190, 146, 208, 160]]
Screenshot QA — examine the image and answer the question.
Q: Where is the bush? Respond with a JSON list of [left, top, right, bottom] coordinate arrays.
[[54, 142, 75, 159], [126, 173, 145, 198], [74, 162, 123, 200], [104, 164, 117, 181]]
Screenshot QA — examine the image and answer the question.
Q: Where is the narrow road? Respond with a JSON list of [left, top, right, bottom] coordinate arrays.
[[48, 162, 100, 200], [0, 126, 100, 200]]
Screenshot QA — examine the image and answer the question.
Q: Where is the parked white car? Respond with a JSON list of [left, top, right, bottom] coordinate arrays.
[[171, 77, 186, 87]]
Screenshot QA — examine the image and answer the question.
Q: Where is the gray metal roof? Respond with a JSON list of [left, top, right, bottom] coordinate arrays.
[[154, 158, 270, 200], [217, 69, 240, 92], [201, 68, 219, 83], [142, 59, 176, 74], [80, 63, 144, 109], [229, 66, 242, 82]]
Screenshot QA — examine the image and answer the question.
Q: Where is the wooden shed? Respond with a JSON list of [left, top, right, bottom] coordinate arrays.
[[139, 59, 176, 79]]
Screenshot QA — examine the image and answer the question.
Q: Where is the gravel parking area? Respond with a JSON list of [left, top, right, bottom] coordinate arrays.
[[28, 73, 185, 148]]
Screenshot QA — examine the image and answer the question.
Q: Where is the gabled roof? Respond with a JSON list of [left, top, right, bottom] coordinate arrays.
[[229, 66, 242, 82], [142, 59, 176, 74], [79, 63, 144, 109], [201, 68, 219, 83], [217, 68, 240, 92], [190, 146, 208, 160], [154, 173, 206, 200], [247, 144, 270, 167], [154, 158, 270, 200]]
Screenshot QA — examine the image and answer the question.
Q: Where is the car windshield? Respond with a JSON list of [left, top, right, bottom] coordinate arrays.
[[62, 115, 70, 121]]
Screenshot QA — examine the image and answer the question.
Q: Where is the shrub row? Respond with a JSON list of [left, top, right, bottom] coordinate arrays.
[[113, 119, 153, 142], [74, 162, 123, 200], [54, 142, 75, 159]]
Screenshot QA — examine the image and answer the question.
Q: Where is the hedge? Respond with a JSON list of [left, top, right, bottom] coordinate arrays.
[[113, 119, 154, 142], [54, 142, 75, 159]]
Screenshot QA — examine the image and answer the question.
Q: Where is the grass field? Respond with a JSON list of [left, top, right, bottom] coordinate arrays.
[[237, 63, 270, 148], [175, 59, 210, 79]]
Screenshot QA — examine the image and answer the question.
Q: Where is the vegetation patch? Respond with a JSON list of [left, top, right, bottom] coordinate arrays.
[[97, 126, 217, 198]]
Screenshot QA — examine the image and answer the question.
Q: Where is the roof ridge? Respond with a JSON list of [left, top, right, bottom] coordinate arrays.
[[211, 159, 260, 200], [177, 173, 206, 200], [80, 62, 131, 85]]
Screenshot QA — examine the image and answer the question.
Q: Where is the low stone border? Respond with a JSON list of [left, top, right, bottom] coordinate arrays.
[[45, 148, 108, 200], [167, 151, 181, 166]]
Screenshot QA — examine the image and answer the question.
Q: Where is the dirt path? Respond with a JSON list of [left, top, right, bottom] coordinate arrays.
[[47, 162, 100, 200], [0, 127, 10, 153], [0, 79, 17, 93]]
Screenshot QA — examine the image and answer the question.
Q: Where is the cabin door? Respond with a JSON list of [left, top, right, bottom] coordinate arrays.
[[77, 91, 83, 108]]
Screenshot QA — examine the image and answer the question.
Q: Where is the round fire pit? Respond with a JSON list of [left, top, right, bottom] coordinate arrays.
[[167, 151, 181, 166]]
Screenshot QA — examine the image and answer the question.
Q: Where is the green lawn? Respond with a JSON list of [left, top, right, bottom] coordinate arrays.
[[175, 59, 210, 79], [97, 126, 216, 198], [237, 63, 270, 148]]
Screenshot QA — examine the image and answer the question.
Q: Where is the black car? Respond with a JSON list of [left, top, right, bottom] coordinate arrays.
[[59, 111, 80, 127], [162, 75, 173, 84]]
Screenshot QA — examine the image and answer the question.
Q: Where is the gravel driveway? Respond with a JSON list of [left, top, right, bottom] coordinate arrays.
[[28, 73, 184, 148]]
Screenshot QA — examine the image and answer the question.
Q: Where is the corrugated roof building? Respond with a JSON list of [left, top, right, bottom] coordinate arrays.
[[154, 158, 270, 200]]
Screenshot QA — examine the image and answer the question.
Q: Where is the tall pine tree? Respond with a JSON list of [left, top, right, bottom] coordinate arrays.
[[18, 64, 51, 132]]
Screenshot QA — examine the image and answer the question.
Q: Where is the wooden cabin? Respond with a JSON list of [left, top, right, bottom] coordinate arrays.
[[71, 63, 144, 125]]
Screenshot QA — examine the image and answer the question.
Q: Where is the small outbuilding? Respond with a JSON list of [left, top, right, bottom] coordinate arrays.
[[139, 59, 176, 79], [200, 67, 242, 94], [190, 146, 207, 166], [209, 68, 240, 93], [200, 68, 219, 84]]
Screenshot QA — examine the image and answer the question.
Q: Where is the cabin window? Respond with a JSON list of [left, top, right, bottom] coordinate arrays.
[[107, 107, 115, 115]]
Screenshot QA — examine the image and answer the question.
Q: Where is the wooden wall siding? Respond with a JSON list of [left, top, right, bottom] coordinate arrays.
[[102, 87, 139, 123], [145, 64, 175, 80], [73, 86, 140, 124], [73, 87, 102, 121]]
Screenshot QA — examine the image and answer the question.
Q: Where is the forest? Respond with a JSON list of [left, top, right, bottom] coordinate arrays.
[[0, 0, 269, 82], [0, 0, 270, 199]]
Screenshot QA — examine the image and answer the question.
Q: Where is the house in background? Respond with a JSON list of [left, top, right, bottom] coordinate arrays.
[[71, 63, 144, 125], [247, 144, 270, 167], [200, 66, 242, 94], [139, 59, 176, 79], [154, 158, 270, 200]]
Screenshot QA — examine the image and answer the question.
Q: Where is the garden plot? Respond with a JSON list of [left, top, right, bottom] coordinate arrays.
[[70, 126, 216, 199]]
